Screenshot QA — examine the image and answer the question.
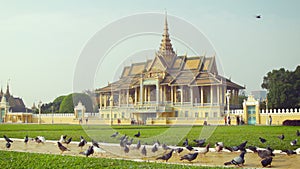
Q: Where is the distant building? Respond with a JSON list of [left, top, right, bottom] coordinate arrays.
[[96, 14, 244, 123], [250, 90, 267, 102], [0, 84, 27, 112]]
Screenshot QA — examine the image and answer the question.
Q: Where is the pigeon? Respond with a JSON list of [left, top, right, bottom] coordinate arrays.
[[183, 138, 188, 146], [156, 149, 174, 162], [278, 134, 284, 140], [155, 139, 161, 146], [3, 135, 13, 143], [238, 141, 248, 151], [35, 136, 45, 144], [193, 139, 206, 147], [259, 137, 267, 143], [124, 145, 130, 154], [57, 142, 70, 154], [297, 130, 300, 137], [141, 146, 147, 156], [250, 147, 275, 159], [162, 143, 171, 150], [80, 146, 94, 157], [180, 152, 198, 162], [225, 146, 239, 152], [215, 142, 223, 152], [197, 144, 210, 155], [152, 144, 158, 153], [290, 139, 297, 146], [185, 145, 194, 151], [92, 139, 100, 148], [261, 157, 272, 167], [24, 135, 29, 144], [176, 147, 184, 154], [120, 138, 126, 147], [6, 142, 11, 149], [111, 132, 119, 138], [136, 140, 141, 150], [134, 131, 140, 137], [281, 149, 296, 155], [119, 134, 127, 141], [78, 136, 87, 149], [59, 135, 67, 143], [65, 137, 72, 145], [126, 138, 133, 146], [224, 151, 246, 166]]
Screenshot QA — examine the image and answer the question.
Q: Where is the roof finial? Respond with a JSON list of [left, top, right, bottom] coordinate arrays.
[[6, 79, 10, 96]]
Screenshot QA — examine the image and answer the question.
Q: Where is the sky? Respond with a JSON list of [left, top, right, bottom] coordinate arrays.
[[0, 0, 299, 107]]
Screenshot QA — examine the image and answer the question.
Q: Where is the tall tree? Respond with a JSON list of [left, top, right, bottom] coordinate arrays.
[[261, 66, 300, 108]]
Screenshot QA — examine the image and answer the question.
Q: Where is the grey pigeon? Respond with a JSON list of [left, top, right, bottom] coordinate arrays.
[[136, 140, 141, 150], [111, 132, 119, 138], [152, 144, 158, 153], [124, 145, 129, 154], [141, 146, 147, 156], [261, 157, 272, 167], [3, 135, 13, 143], [24, 135, 29, 144], [156, 149, 174, 162], [6, 142, 11, 149], [176, 147, 184, 154], [183, 138, 188, 146], [79, 146, 94, 157], [259, 137, 266, 143], [193, 139, 206, 147], [57, 142, 70, 154], [134, 131, 140, 137], [281, 149, 296, 155], [92, 139, 100, 148], [180, 152, 198, 162], [278, 134, 284, 140], [162, 143, 171, 150], [297, 130, 300, 137], [224, 151, 246, 166]]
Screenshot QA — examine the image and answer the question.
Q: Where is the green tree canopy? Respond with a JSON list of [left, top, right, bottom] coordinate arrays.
[[261, 65, 300, 109], [59, 93, 93, 113]]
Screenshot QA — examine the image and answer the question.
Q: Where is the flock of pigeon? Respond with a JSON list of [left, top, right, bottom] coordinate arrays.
[[2, 129, 300, 168]]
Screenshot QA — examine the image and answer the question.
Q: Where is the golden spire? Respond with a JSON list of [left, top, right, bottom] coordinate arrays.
[[159, 11, 176, 66]]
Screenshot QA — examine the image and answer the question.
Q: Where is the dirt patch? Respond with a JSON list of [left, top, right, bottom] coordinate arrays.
[[0, 139, 299, 168]]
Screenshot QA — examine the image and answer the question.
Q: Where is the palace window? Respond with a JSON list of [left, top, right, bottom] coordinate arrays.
[[195, 112, 199, 117], [185, 111, 189, 117], [205, 112, 209, 118], [213, 112, 218, 118]]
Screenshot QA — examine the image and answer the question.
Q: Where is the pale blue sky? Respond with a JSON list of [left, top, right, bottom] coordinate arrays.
[[0, 0, 299, 106]]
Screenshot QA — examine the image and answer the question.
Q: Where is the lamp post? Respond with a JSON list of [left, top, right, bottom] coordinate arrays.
[[225, 90, 231, 125], [38, 101, 42, 124]]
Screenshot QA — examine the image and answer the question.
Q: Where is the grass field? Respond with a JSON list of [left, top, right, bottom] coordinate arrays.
[[0, 150, 230, 169], [1, 124, 299, 150]]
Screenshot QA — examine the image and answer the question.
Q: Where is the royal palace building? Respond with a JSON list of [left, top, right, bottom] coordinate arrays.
[[96, 15, 244, 123]]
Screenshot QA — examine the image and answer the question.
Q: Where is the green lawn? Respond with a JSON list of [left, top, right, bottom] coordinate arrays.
[[0, 124, 299, 150], [0, 150, 229, 169]]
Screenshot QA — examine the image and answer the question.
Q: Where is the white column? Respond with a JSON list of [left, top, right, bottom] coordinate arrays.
[[201, 86, 204, 106], [156, 80, 159, 105], [180, 86, 183, 105], [164, 86, 167, 102], [171, 86, 174, 103], [99, 93, 102, 109], [126, 89, 129, 106], [160, 85, 163, 103], [135, 88, 137, 105], [190, 86, 193, 106], [210, 86, 213, 105], [118, 91, 121, 107], [140, 79, 143, 104], [217, 86, 220, 105]]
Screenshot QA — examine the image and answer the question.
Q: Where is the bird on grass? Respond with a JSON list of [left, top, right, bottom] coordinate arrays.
[[180, 152, 198, 162], [183, 138, 188, 147], [238, 141, 248, 151], [141, 146, 147, 156], [278, 134, 285, 140], [35, 136, 45, 144], [297, 130, 300, 137], [57, 142, 70, 154], [152, 144, 158, 153], [126, 138, 133, 146], [111, 132, 119, 138], [248, 146, 274, 159], [119, 134, 127, 141], [134, 131, 140, 137], [156, 149, 174, 162], [80, 146, 94, 157], [3, 135, 13, 143], [290, 139, 297, 146], [224, 151, 246, 167], [259, 137, 267, 143], [225, 146, 239, 152], [185, 145, 194, 151], [261, 157, 273, 167], [24, 135, 29, 144], [92, 139, 100, 148], [193, 139, 206, 147]]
